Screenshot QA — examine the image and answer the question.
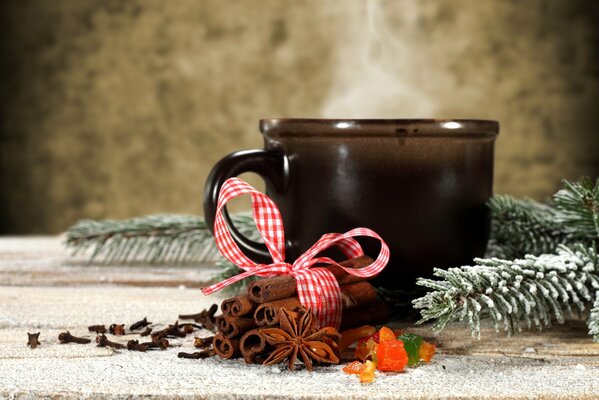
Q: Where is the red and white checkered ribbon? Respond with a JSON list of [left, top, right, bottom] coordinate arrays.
[[201, 177, 390, 329]]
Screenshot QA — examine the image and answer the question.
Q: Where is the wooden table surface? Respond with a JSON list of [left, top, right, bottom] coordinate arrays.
[[1, 237, 598, 399]]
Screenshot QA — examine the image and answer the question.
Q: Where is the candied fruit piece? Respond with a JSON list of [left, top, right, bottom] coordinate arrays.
[[359, 360, 376, 383], [419, 341, 436, 363], [343, 361, 365, 375], [359, 371, 375, 383], [376, 340, 408, 372], [378, 326, 396, 342], [355, 338, 377, 362], [396, 333, 424, 366], [371, 331, 380, 343], [339, 325, 376, 351]]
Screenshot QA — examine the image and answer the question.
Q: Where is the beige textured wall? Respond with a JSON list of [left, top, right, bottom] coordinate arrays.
[[1, 0, 598, 233]]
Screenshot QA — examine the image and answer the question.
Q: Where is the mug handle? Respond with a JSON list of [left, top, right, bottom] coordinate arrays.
[[203, 149, 288, 263]]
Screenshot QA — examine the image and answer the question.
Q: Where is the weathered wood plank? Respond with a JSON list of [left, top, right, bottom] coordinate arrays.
[[407, 319, 599, 362], [1, 237, 598, 399], [0, 236, 220, 287]]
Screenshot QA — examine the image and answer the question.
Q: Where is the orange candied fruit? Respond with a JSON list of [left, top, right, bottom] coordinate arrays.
[[419, 341, 436, 363], [343, 361, 366, 375], [376, 340, 408, 372], [354, 337, 378, 362], [378, 326, 396, 342], [339, 325, 376, 351]]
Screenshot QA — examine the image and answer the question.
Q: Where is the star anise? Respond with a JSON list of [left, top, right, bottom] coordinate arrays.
[[260, 308, 340, 371]]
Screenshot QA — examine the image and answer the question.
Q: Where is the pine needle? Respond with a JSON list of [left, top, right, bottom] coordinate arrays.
[[486, 177, 599, 259], [413, 244, 599, 337], [589, 293, 599, 342], [64, 213, 260, 264], [486, 196, 567, 259], [554, 177, 599, 238]]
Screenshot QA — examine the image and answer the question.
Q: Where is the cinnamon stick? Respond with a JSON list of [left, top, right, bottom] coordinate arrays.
[[248, 276, 295, 305], [254, 281, 378, 327], [254, 297, 302, 327], [339, 301, 391, 331], [324, 255, 375, 285], [221, 295, 256, 317], [239, 329, 269, 364], [216, 315, 227, 333], [218, 316, 257, 338], [339, 281, 378, 308], [248, 256, 374, 303], [213, 333, 240, 359]]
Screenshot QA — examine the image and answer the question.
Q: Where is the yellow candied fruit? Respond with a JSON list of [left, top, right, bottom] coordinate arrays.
[[359, 360, 376, 383]]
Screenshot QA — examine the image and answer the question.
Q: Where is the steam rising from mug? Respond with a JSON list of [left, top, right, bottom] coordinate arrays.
[[321, 0, 437, 118]]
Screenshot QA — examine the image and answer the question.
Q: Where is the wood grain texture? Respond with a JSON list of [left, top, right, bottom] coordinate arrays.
[[408, 320, 599, 362]]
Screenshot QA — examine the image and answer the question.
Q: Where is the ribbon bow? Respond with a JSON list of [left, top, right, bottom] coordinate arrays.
[[201, 177, 390, 329]]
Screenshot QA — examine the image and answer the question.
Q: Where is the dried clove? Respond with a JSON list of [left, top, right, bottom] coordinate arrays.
[[140, 327, 152, 337], [96, 334, 125, 349], [27, 332, 41, 349], [129, 317, 151, 331], [127, 338, 169, 352], [145, 338, 170, 350], [177, 349, 215, 359], [59, 331, 91, 344], [179, 304, 218, 331], [88, 325, 107, 334], [151, 329, 167, 341], [201, 318, 216, 332], [180, 323, 203, 331], [169, 322, 187, 337], [127, 339, 149, 352], [109, 324, 126, 336], [194, 336, 214, 349], [178, 305, 216, 320], [151, 321, 186, 341]]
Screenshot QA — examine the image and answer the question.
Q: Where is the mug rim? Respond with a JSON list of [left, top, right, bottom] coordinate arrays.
[[260, 118, 499, 138]]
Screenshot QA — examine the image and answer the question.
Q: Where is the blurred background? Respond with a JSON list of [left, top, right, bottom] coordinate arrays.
[[0, 0, 598, 234]]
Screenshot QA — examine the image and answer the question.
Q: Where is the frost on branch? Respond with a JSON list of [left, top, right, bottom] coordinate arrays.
[[413, 244, 599, 338], [589, 293, 599, 342]]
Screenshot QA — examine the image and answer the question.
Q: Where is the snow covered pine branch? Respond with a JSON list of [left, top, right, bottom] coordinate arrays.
[[486, 177, 599, 259], [65, 213, 259, 264], [589, 294, 599, 342], [413, 244, 599, 340]]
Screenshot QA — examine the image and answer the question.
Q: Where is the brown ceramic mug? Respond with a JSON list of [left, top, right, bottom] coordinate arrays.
[[204, 119, 499, 289]]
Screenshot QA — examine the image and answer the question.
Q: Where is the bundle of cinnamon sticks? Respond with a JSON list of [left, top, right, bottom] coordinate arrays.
[[212, 256, 390, 363]]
